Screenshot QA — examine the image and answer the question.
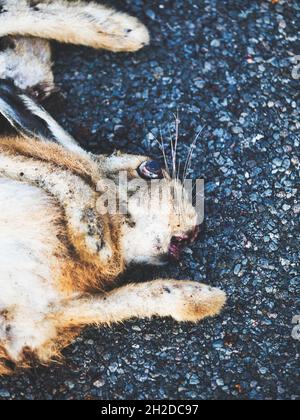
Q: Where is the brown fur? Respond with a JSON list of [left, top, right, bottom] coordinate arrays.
[[0, 1, 226, 375], [0, 137, 100, 186], [0, 136, 124, 293]]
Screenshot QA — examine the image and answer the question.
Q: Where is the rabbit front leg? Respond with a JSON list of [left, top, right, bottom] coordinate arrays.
[[0, 0, 149, 52], [53, 280, 226, 327]]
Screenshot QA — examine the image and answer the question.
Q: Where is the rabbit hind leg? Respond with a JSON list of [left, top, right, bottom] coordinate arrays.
[[0, 1, 150, 53]]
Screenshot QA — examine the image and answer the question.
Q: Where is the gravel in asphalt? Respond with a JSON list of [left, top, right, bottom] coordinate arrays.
[[0, 0, 299, 400]]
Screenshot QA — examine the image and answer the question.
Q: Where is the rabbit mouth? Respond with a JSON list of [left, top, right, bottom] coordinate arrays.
[[168, 227, 200, 261], [168, 241, 185, 261]]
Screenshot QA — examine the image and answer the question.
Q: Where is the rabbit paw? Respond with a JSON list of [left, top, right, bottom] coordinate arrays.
[[168, 281, 226, 323]]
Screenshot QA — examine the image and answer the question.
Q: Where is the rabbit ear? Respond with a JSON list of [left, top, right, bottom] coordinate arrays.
[[0, 79, 86, 156]]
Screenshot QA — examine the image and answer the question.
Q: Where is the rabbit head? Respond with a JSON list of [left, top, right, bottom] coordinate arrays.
[[96, 153, 200, 266]]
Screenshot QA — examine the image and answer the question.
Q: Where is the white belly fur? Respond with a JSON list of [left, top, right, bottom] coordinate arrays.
[[0, 177, 64, 359]]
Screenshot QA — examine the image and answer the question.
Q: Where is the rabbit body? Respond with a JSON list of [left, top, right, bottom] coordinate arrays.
[[0, 1, 226, 374]]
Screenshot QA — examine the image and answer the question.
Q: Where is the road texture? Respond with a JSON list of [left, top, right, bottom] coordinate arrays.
[[0, 0, 299, 400]]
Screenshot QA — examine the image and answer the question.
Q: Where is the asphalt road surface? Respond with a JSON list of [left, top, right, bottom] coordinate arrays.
[[0, 0, 299, 400]]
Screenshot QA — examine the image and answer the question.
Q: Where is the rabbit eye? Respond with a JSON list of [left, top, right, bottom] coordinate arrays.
[[138, 160, 164, 180]]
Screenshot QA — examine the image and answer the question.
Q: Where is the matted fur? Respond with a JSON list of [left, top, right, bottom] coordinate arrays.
[[0, 1, 226, 374]]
